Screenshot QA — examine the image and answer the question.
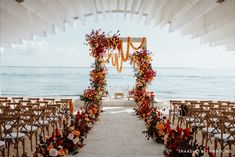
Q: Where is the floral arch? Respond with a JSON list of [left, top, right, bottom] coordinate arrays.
[[80, 29, 156, 125]]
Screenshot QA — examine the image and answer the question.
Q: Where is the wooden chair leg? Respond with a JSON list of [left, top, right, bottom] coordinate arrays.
[[205, 134, 209, 147], [220, 142, 224, 157], [2, 148, 5, 157], [229, 144, 232, 157], [30, 134, 33, 151], [214, 139, 217, 156], [7, 142, 10, 156], [22, 138, 25, 155], [35, 131, 38, 147], [201, 132, 205, 146], [47, 126, 50, 136], [16, 140, 19, 157]]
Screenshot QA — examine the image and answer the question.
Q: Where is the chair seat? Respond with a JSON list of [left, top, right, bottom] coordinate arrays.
[[20, 125, 38, 132], [47, 117, 58, 122], [202, 127, 220, 134], [210, 118, 218, 122], [186, 117, 198, 122], [225, 122, 235, 128], [0, 141, 5, 147], [214, 134, 235, 142], [4, 133, 25, 139], [5, 125, 12, 130], [190, 122, 205, 128], [34, 120, 49, 125]]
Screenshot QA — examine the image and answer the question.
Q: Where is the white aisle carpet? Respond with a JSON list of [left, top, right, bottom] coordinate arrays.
[[69, 107, 164, 157]]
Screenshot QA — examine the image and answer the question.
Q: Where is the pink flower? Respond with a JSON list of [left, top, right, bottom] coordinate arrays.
[[73, 137, 79, 144], [68, 133, 74, 140]]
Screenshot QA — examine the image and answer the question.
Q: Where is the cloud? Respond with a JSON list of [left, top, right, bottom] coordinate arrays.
[[50, 47, 78, 54], [5, 39, 49, 55]]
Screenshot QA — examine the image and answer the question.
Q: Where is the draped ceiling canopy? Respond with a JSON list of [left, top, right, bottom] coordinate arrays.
[[0, 0, 235, 51]]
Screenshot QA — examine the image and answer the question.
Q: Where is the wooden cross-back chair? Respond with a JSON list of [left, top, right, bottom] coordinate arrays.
[[202, 114, 227, 147], [188, 109, 210, 142], [16, 112, 38, 151], [41, 106, 57, 135], [214, 118, 235, 157], [178, 102, 194, 127], [45, 104, 61, 129], [169, 100, 182, 124], [0, 116, 26, 157], [30, 108, 47, 136]]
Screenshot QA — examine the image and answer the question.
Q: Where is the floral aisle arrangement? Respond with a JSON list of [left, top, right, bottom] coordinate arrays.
[[163, 126, 204, 157], [76, 29, 120, 148], [129, 50, 161, 141], [129, 50, 204, 156], [34, 127, 80, 157], [34, 30, 120, 157]]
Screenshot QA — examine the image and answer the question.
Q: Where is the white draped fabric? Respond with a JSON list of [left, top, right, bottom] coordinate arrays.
[[0, 0, 235, 51]]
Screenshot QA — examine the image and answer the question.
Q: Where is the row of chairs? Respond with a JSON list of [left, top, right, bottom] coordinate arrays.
[[169, 100, 235, 125], [169, 100, 235, 157], [0, 97, 73, 157]]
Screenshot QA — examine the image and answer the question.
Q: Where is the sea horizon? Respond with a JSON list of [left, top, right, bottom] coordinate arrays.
[[0, 66, 235, 101], [1, 65, 235, 70]]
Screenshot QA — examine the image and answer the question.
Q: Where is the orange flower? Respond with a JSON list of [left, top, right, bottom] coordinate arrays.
[[92, 107, 97, 114], [47, 145, 53, 151], [58, 149, 65, 155], [156, 121, 165, 136], [72, 130, 81, 137]]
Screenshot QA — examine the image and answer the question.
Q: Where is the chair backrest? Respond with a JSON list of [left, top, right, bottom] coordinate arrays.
[[0, 100, 11, 106], [190, 108, 210, 126], [19, 100, 31, 106], [221, 111, 235, 120], [16, 113, 35, 132], [6, 102, 21, 109], [12, 97, 23, 103], [0, 106, 10, 114], [218, 101, 231, 105], [0, 116, 21, 138], [0, 97, 8, 101], [38, 101, 48, 107], [43, 98, 55, 105], [218, 118, 235, 141], [41, 106, 57, 120], [30, 108, 45, 125], [28, 98, 40, 104], [200, 100, 213, 104], [206, 113, 226, 134]]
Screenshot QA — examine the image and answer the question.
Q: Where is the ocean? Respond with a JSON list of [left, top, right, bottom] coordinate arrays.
[[0, 66, 235, 101]]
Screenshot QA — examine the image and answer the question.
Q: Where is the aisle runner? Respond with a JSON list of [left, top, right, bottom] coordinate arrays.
[[70, 107, 164, 157]]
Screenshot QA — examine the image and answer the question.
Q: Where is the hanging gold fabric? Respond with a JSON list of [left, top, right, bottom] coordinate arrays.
[[105, 37, 146, 73]]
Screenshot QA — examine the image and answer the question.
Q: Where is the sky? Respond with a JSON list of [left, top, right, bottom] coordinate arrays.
[[1, 14, 235, 69]]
